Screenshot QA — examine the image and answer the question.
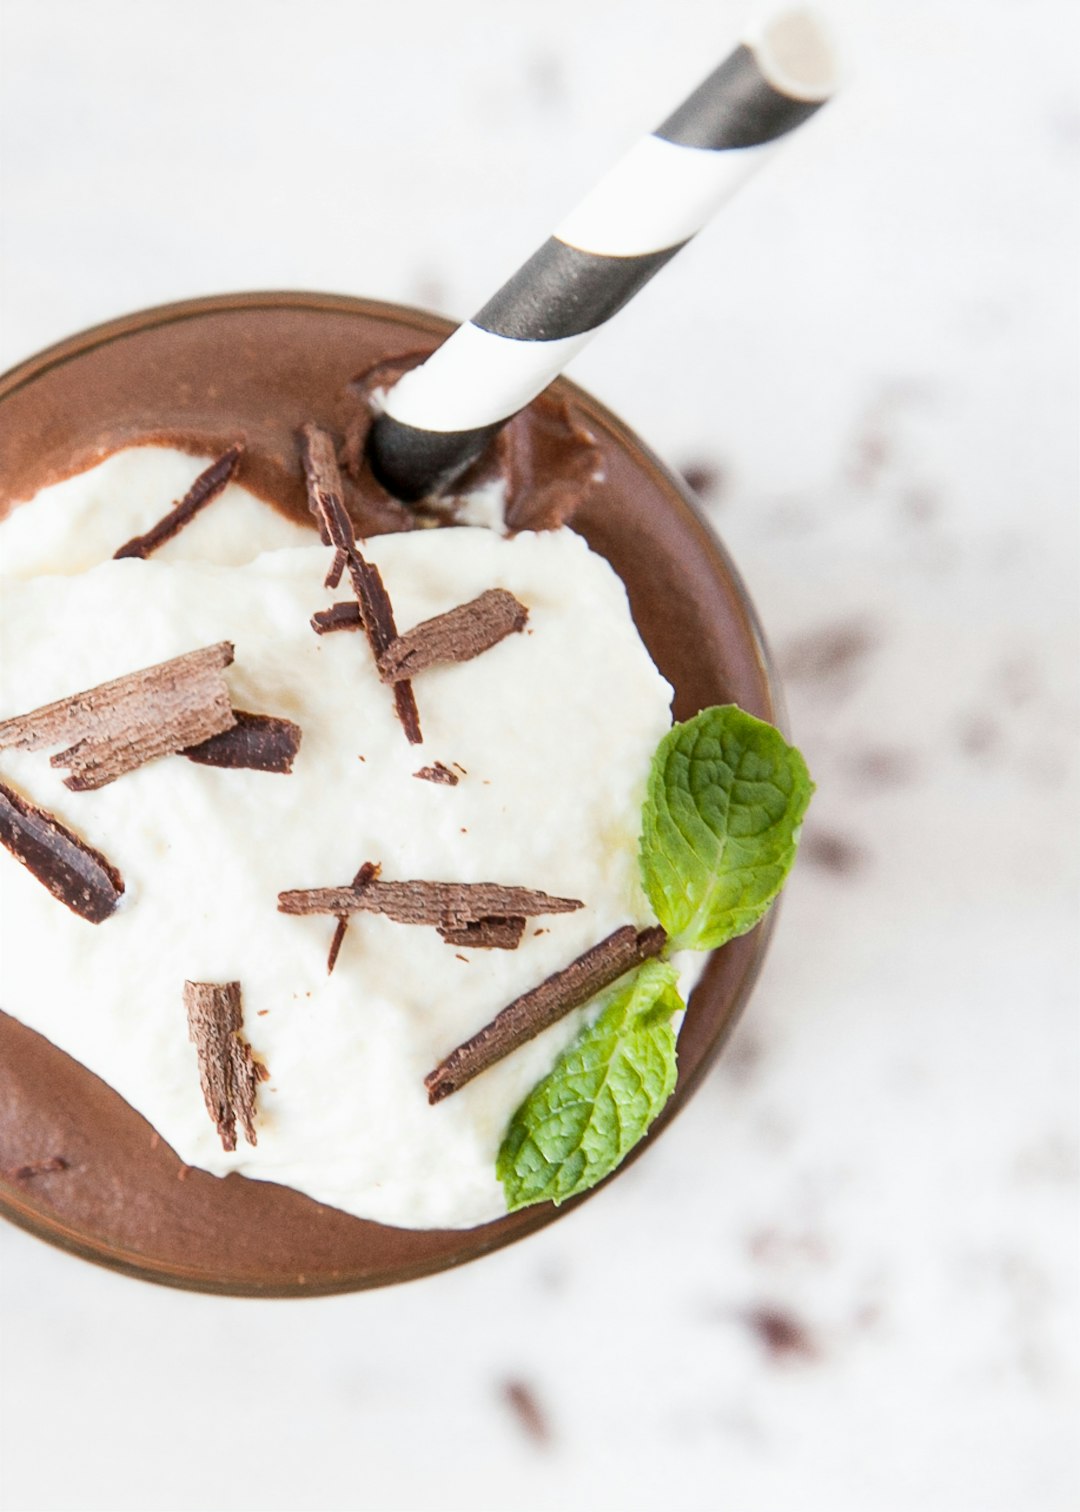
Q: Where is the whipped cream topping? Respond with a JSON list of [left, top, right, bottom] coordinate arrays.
[[0, 447, 684, 1229]]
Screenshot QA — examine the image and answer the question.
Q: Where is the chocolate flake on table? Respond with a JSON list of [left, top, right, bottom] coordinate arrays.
[[0, 643, 236, 791], [378, 589, 529, 684], [437, 916, 527, 951], [424, 923, 666, 1103], [311, 601, 364, 635], [0, 779, 125, 923], [184, 980, 268, 1152], [112, 445, 245, 559], [279, 875, 582, 928], [413, 761, 459, 786], [326, 862, 379, 976], [183, 709, 302, 774], [300, 423, 423, 744]]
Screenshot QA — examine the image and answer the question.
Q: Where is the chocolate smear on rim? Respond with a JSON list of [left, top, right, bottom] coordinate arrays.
[[183, 710, 302, 774], [378, 589, 528, 684], [279, 875, 582, 928], [0, 643, 236, 791], [345, 353, 603, 530], [300, 424, 423, 744], [3, 1155, 70, 1182], [184, 981, 268, 1153], [425, 924, 666, 1103], [311, 601, 364, 635], [0, 779, 125, 923], [437, 916, 527, 951], [112, 445, 244, 560], [326, 862, 379, 976], [413, 761, 459, 786]]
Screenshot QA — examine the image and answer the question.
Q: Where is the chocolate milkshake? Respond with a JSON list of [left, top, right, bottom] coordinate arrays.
[[0, 293, 787, 1294]]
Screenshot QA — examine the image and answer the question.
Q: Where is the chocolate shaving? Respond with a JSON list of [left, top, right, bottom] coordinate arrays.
[[112, 445, 244, 559], [325, 548, 347, 590], [279, 875, 582, 927], [425, 924, 666, 1103], [378, 590, 528, 684], [183, 709, 302, 774], [311, 601, 364, 635], [300, 424, 422, 744], [0, 779, 125, 923], [413, 761, 459, 786], [0, 643, 236, 791], [326, 862, 379, 976], [183, 981, 268, 1152], [437, 916, 527, 950]]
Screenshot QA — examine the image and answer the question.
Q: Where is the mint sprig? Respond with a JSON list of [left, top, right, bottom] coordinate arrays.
[[497, 704, 813, 1213], [497, 960, 683, 1212], [639, 705, 813, 951]]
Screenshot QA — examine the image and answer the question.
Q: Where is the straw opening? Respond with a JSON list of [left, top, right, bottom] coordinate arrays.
[[750, 8, 838, 103]]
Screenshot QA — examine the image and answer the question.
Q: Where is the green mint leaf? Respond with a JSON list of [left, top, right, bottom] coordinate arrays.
[[639, 705, 813, 951], [497, 959, 683, 1212]]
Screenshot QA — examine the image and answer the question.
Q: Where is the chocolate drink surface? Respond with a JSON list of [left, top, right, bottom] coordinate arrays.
[[0, 293, 781, 1294]]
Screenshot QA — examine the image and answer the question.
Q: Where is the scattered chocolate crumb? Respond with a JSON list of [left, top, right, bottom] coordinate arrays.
[[533, 928, 547, 936], [500, 1380, 552, 1446], [846, 746, 918, 787], [414, 762, 459, 786], [112, 445, 244, 559], [455, 954, 468, 963], [802, 828, 867, 876], [4, 1155, 69, 1182], [326, 862, 379, 975], [958, 713, 1001, 758], [0, 779, 125, 923], [300, 424, 423, 744], [311, 601, 364, 635], [452, 762, 468, 775], [744, 1306, 818, 1362], [425, 924, 666, 1102], [183, 709, 302, 773], [0, 643, 236, 790], [438, 916, 527, 950], [184, 980, 268, 1152], [680, 461, 724, 500], [779, 620, 879, 685], [281, 876, 582, 928], [358, 755, 366, 762], [377, 589, 529, 684], [256, 1009, 269, 1016]]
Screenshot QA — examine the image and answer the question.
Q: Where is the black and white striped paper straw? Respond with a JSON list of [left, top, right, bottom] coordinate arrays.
[[368, 9, 837, 502]]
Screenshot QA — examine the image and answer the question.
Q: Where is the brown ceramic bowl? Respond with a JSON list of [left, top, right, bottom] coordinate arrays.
[[0, 292, 782, 1295]]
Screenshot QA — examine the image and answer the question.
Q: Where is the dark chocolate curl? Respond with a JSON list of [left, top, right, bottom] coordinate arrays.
[[0, 780, 125, 924], [378, 590, 528, 684], [278, 877, 582, 927], [425, 924, 666, 1102], [184, 981, 267, 1152], [183, 710, 302, 774], [0, 643, 236, 791], [299, 424, 423, 744], [113, 445, 244, 559]]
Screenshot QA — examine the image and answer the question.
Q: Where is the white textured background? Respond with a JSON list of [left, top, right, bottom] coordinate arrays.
[[0, 2, 1077, 1510]]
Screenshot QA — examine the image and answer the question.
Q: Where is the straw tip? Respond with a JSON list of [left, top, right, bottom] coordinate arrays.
[[747, 7, 840, 102]]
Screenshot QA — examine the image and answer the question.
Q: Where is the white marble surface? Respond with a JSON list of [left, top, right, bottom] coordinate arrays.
[[0, 2, 1077, 1510]]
